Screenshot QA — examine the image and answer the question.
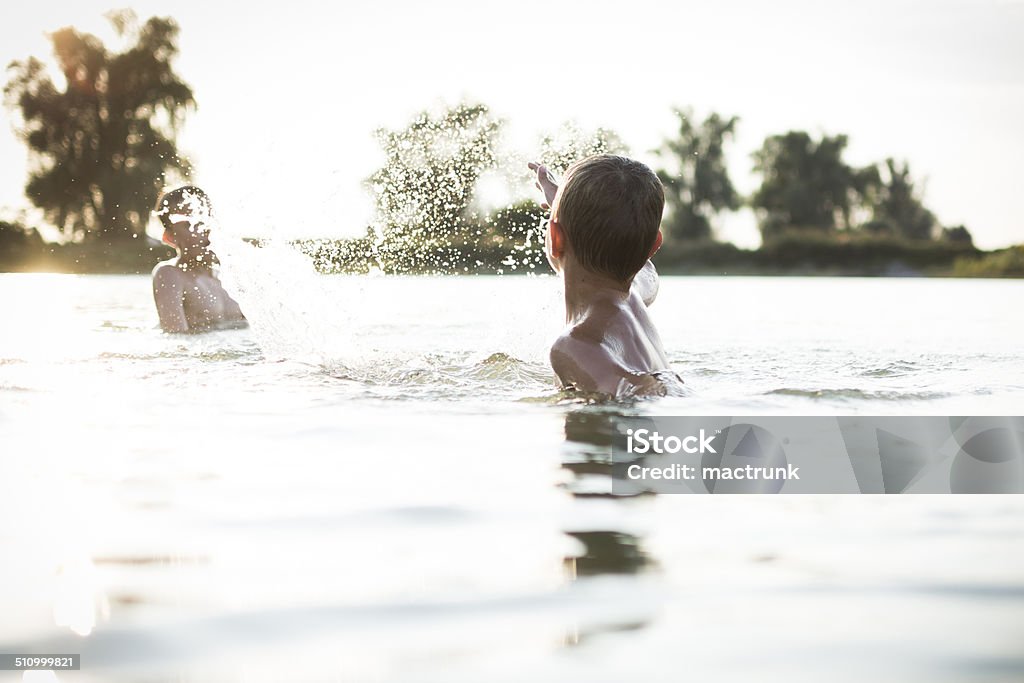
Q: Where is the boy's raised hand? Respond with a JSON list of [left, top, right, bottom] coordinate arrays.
[[528, 161, 559, 210]]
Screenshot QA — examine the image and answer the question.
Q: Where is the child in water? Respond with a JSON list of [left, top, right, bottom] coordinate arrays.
[[151, 186, 246, 333], [529, 155, 683, 397]]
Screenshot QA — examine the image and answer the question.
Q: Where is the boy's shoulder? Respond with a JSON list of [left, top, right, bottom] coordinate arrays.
[[152, 258, 183, 280], [550, 326, 602, 357], [550, 323, 631, 395], [552, 293, 642, 352], [550, 296, 674, 397], [550, 329, 669, 397]]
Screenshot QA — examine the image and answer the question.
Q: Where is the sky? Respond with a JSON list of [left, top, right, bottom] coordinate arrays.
[[1, 0, 1023, 249]]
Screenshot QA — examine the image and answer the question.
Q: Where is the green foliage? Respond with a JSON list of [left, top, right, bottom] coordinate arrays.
[[294, 233, 377, 274], [654, 230, 979, 275], [751, 131, 875, 238], [754, 231, 976, 273], [366, 103, 501, 272], [652, 238, 747, 272], [3, 11, 195, 242], [291, 200, 550, 275], [864, 159, 937, 240], [941, 224, 974, 246], [0, 219, 38, 245], [538, 122, 628, 176], [953, 245, 1024, 278], [483, 200, 548, 272], [752, 134, 969, 246], [486, 200, 545, 241], [0, 217, 171, 272], [655, 109, 740, 241], [0, 220, 44, 269], [364, 104, 554, 274]]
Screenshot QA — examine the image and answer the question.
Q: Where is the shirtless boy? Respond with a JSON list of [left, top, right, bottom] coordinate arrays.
[[151, 186, 246, 333], [529, 155, 682, 397]]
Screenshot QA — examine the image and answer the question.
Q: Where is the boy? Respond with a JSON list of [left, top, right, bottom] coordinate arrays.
[[152, 186, 246, 333], [529, 155, 682, 397]]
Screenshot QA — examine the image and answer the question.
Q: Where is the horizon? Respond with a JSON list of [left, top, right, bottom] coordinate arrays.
[[2, 0, 1023, 249]]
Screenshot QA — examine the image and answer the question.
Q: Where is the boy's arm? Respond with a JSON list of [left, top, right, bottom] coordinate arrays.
[[631, 260, 659, 307], [528, 161, 559, 208], [152, 265, 190, 333]]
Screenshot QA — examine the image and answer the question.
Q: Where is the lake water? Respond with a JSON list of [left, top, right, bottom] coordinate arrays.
[[1, 273, 1023, 682]]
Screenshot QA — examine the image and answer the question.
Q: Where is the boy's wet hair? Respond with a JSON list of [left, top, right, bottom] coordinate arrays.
[[554, 155, 664, 282], [154, 186, 213, 231]]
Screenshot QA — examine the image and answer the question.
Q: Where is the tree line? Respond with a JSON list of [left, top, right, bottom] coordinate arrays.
[[4, 11, 1006, 276], [338, 102, 973, 274]]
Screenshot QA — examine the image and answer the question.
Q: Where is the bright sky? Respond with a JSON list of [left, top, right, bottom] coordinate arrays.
[[2, 0, 1022, 248]]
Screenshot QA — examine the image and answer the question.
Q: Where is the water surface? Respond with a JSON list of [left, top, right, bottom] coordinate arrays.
[[1, 274, 1022, 682]]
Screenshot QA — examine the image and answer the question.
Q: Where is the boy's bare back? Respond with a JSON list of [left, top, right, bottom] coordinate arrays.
[[550, 261, 679, 397], [530, 156, 682, 398]]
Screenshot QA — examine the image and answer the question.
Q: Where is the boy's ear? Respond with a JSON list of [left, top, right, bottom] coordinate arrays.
[[648, 230, 664, 258], [549, 218, 566, 258]]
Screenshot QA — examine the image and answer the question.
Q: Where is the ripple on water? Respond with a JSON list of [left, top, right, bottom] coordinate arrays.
[[97, 349, 259, 362], [99, 320, 134, 331], [469, 352, 553, 383], [766, 387, 953, 401], [857, 360, 922, 377], [323, 351, 556, 402]]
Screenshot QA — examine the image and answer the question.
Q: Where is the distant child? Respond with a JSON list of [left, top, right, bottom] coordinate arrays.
[[151, 186, 246, 333], [529, 155, 683, 397]]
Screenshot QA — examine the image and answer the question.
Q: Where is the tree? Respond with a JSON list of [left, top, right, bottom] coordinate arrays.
[[0, 220, 44, 269], [366, 102, 501, 271], [4, 11, 194, 242], [655, 109, 740, 241], [477, 122, 628, 271], [865, 158, 937, 240], [941, 224, 974, 246], [751, 131, 874, 239], [537, 121, 628, 176]]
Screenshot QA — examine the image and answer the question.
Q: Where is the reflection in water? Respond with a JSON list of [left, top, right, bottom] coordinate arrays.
[[564, 531, 650, 578], [52, 557, 108, 637], [559, 409, 656, 644], [560, 409, 652, 499]]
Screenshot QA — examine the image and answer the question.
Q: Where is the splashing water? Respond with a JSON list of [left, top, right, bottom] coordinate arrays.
[[208, 215, 563, 385], [535, 121, 629, 176], [201, 110, 634, 381], [209, 232, 362, 365]]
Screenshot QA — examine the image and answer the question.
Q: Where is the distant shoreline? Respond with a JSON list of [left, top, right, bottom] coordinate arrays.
[[1, 233, 1021, 278]]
